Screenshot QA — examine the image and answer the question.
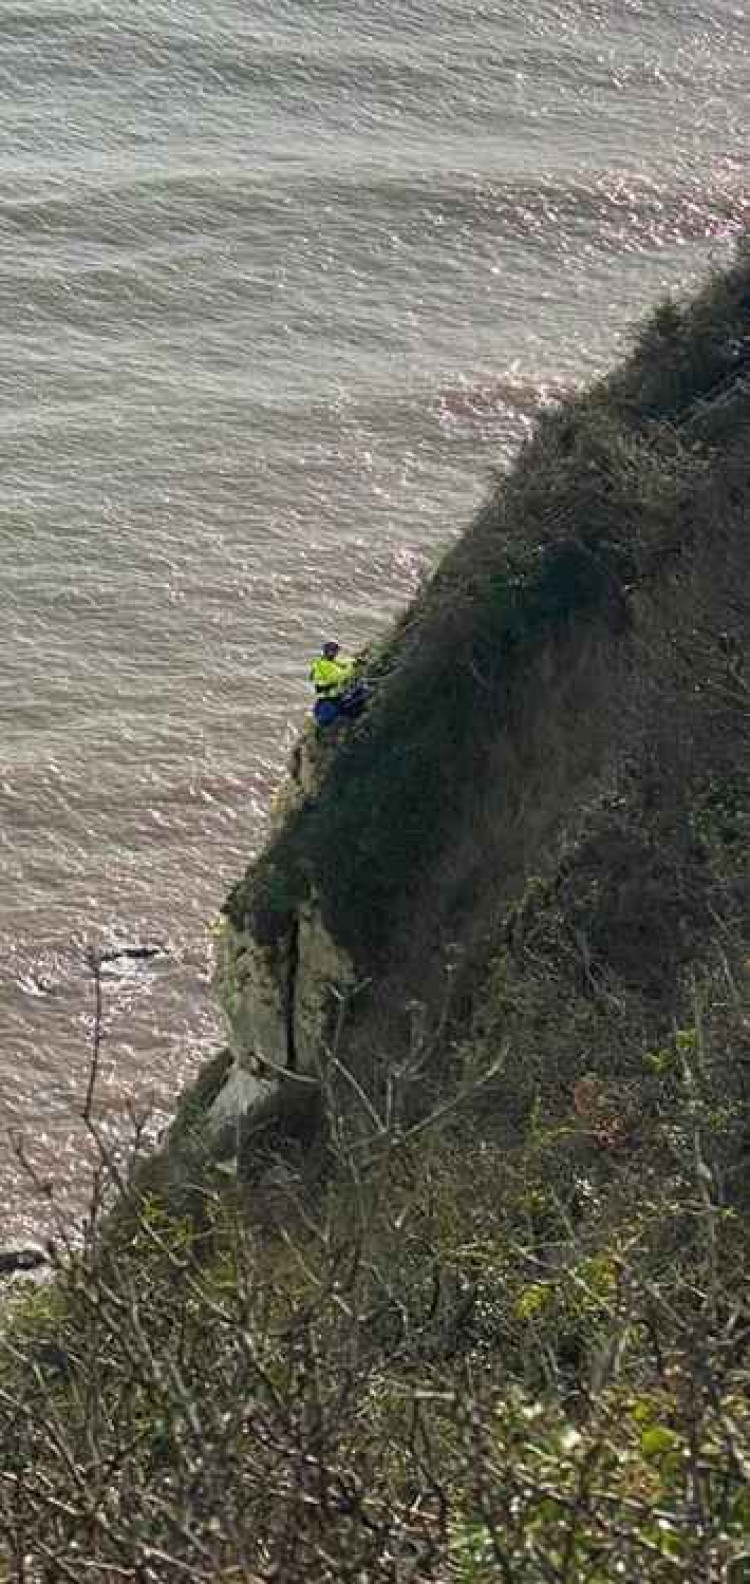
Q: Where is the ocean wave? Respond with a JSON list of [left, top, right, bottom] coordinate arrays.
[[1, 163, 744, 259]]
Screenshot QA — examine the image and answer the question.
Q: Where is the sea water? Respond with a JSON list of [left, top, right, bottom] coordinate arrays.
[[1, 0, 747, 1240]]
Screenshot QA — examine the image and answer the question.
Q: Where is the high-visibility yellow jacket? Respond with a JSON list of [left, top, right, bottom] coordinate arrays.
[[309, 656, 355, 696]]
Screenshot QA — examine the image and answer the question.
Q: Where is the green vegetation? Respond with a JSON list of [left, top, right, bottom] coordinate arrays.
[[226, 244, 750, 974], [2, 248, 749, 1579]]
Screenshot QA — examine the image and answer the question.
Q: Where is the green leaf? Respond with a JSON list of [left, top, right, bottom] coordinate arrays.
[[641, 1425, 679, 1457]]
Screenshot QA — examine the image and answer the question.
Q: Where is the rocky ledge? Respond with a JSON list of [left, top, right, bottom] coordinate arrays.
[[189, 723, 357, 1170]]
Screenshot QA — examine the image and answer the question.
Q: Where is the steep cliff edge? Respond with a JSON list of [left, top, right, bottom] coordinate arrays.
[[195, 247, 750, 1183], [5, 251, 749, 1584]]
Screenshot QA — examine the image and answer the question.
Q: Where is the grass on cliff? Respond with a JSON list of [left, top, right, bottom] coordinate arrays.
[[225, 241, 750, 982]]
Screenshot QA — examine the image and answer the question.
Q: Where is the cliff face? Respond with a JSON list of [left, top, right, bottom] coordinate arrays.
[[7, 255, 750, 1584], [185, 249, 750, 1184], [211, 877, 355, 1100], [201, 730, 356, 1161], [8, 252, 750, 1584]]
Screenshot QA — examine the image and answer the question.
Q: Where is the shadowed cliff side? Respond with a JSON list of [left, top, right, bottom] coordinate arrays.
[[193, 244, 749, 1181]]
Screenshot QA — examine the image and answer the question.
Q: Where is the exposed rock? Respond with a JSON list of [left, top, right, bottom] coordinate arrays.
[[293, 892, 357, 1071], [0, 1243, 50, 1278], [214, 919, 293, 1074], [98, 944, 166, 964], [208, 845, 356, 1163], [215, 891, 355, 1078], [214, 702, 357, 1124], [205, 1061, 275, 1157], [173, 709, 359, 1170]]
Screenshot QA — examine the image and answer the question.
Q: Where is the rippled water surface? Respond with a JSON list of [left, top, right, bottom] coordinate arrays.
[[1, 0, 748, 1240]]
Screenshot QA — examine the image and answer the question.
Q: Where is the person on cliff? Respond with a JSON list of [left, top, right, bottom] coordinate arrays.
[[309, 641, 367, 727]]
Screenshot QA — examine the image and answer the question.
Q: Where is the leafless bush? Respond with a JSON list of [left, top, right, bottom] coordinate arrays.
[[1, 961, 749, 1584]]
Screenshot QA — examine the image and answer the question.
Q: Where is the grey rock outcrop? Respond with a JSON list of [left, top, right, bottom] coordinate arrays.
[[202, 736, 356, 1161], [0, 1243, 50, 1279]]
